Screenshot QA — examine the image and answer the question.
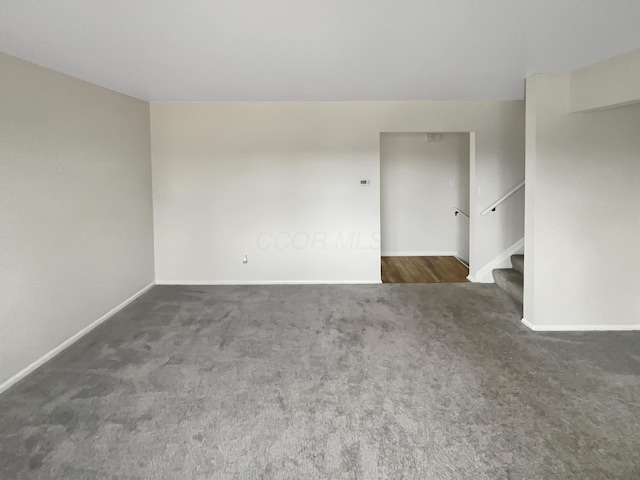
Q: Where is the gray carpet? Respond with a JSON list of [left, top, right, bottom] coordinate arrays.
[[1, 284, 639, 479]]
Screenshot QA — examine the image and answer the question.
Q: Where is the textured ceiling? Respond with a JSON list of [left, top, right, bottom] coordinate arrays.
[[1, 0, 639, 101]]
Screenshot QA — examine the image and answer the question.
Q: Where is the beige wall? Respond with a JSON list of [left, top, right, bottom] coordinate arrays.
[[570, 48, 640, 112], [0, 53, 155, 386], [151, 101, 525, 283], [524, 73, 640, 329]]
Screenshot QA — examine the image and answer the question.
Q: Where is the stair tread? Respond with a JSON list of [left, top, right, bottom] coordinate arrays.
[[511, 254, 524, 275], [493, 268, 523, 303]]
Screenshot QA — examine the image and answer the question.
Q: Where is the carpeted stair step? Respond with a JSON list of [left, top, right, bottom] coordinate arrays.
[[493, 268, 523, 303], [511, 254, 524, 275]]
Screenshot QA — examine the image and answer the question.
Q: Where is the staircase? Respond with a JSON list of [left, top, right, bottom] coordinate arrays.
[[493, 254, 524, 303]]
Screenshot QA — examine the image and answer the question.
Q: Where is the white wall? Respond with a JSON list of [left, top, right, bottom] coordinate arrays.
[[570, 48, 640, 112], [380, 133, 469, 260], [151, 101, 524, 283], [524, 73, 640, 330], [0, 53, 155, 386]]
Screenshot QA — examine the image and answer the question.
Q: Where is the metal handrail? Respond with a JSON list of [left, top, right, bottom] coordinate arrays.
[[453, 207, 469, 219], [481, 181, 525, 216]]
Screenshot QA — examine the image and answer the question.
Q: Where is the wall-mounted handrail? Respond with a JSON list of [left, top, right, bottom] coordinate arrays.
[[453, 207, 469, 219], [481, 181, 525, 216]]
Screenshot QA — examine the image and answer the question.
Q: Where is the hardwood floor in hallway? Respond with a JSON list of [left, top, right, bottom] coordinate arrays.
[[381, 256, 469, 283]]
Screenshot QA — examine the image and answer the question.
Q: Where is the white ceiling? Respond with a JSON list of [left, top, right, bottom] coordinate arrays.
[[1, 0, 639, 102]]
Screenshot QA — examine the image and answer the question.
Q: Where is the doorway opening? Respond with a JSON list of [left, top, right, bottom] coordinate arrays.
[[380, 132, 471, 283]]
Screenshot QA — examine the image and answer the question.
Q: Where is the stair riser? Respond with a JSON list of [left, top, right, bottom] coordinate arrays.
[[493, 269, 524, 303], [511, 255, 525, 275]]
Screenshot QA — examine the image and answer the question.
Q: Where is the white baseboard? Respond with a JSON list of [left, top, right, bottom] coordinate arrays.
[[521, 318, 640, 332], [381, 251, 458, 257], [471, 238, 524, 283], [0, 282, 155, 395], [156, 280, 382, 285]]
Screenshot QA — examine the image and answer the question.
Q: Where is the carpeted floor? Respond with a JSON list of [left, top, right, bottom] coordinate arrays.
[[1, 284, 639, 479]]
